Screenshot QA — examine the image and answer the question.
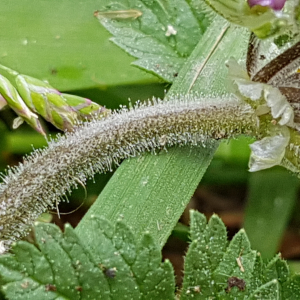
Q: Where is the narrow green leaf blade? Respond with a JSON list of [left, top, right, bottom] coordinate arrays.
[[244, 168, 299, 259], [76, 15, 250, 250], [77, 146, 216, 248]]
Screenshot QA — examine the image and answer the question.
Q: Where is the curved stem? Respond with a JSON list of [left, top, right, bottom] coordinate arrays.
[[0, 97, 258, 251]]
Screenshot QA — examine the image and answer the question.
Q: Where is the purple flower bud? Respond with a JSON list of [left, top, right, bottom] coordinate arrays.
[[248, 0, 286, 10]]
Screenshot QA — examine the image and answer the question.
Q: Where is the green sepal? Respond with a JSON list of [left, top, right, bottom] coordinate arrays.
[[62, 93, 110, 120], [15, 74, 79, 131], [15, 74, 109, 131], [15, 74, 58, 111]]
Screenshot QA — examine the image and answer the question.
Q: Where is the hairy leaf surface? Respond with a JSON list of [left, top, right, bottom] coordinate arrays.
[[96, 0, 211, 82], [180, 210, 300, 299], [0, 212, 299, 299], [0, 217, 175, 300]]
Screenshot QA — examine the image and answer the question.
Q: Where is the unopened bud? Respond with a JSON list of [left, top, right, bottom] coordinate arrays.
[[0, 74, 45, 135], [204, 0, 290, 38], [0, 64, 109, 133], [15, 74, 78, 131]]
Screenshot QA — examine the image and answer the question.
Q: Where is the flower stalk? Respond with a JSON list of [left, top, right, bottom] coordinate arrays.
[[0, 97, 258, 251]]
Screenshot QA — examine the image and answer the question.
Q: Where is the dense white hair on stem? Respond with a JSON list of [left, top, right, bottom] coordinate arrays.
[[0, 96, 258, 251]]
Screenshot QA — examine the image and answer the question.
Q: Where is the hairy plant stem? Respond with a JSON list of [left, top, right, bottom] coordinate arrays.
[[75, 19, 250, 250], [0, 98, 258, 251]]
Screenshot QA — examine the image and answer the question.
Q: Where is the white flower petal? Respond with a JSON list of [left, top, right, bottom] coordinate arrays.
[[249, 128, 290, 172], [278, 105, 294, 126], [12, 117, 24, 129], [264, 85, 295, 126], [236, 80, 264, 101]]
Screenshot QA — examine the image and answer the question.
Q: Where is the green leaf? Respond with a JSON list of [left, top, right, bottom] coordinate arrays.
[[0, 0, 156, 91], [180, 211, 227, 298], [248, 254, 294, 299], [282, 275, 300, 299], [180, 211, 299, 299], [244, 168, 299, 259], [76, 146, 216, 249], [248, 280, 280, 300], [76, 16, 249, 250], [0, 218, 175, 300], [96, 0, 211, 82], [248, 253, 264, 292], [0, 212, 299, 299], [264, 254, 290, 284], [213, 229, 257, 296]]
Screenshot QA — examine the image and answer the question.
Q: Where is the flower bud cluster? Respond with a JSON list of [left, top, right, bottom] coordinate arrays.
[[0, 65, 110, 134]]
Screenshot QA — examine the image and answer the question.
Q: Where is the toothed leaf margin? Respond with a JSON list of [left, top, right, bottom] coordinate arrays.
[[180, 210, 300, 299], [0, 216, 175, 300]]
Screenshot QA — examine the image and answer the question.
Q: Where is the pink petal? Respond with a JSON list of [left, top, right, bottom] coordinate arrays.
[[248, 0, 286, 10]]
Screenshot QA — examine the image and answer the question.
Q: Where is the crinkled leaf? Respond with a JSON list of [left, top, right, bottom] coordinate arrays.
[[213, 229, 257, 288], [247, 253, 264, 292], [248, 280, 280, 300], [180, 211, 227, 299], [0, 217, 175, 300], [264, 254, 290, 284], [180, 211, 300, 299], [96, 0, 211, 82], [1, 212, 300, 299], [282, 275, 300, 299]]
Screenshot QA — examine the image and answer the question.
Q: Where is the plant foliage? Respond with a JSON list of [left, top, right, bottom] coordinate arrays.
[[0, 215, 175, 300], [0, 211, 299, 299], [95, 0, 211, 82]]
